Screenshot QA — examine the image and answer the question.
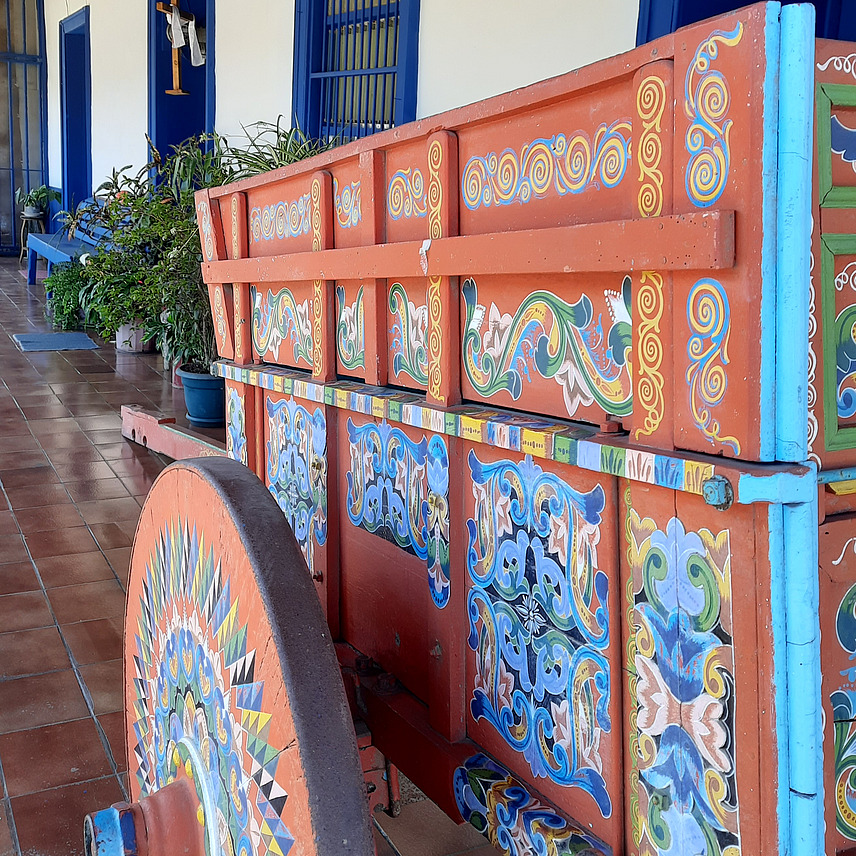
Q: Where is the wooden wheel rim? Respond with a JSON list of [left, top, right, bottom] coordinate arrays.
[[125, 457, 373, 856]]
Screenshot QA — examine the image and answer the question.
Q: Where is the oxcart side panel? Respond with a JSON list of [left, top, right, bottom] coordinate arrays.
[[671, 5, 775, 461], [810, 39, 856, 469], [460, 442, 623, 849], [819, 513, 856, 854], [621, 478, 774, 856]]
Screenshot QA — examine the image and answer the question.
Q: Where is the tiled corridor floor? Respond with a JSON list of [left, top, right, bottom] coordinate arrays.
[[0, 260, 495, 856]]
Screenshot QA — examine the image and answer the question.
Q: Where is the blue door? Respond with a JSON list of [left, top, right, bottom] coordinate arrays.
[[59, 8, 91, 213]]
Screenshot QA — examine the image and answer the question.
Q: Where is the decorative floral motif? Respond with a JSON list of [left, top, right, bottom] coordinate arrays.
[[684, 23, 743, 208], [835, 301, 856, 419], [130, 521, 294, 856], [266, 397, 327, 579], [686, 277, 741, 453], [387, 168, 427, 220], [197, 198, 214, 261], [213, 285, 228, 353], [627, 509, 740, 856], [463, 276, 633, 419], [819, 54, 856, 78], [466, 452, 611, 816], [227, 387, 247, 465], [250, 194, 312, 242], [252, 287, 313, 366], [454, 754, 608, 856], [336, 285, 365, 371], [833, 583, 856, 839], [346, 419, 450, 607], [462, 121, 631, 210], [635, 271, 665, 439], [808, 244, 819, 461], [333, 178, 361, 229], [389, 282, 428, 385], [231, 195, 240, 259], [637, 76, 667, 218]]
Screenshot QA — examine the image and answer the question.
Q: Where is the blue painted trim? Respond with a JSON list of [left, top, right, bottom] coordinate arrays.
[[767, 503, 790, 856], [396, 0, 420, 127], [776, 2, 814, 462], [818, 465, 856, 483], [737, 466, 815, 505], [760, 3, 782, 461], [782, 464, 823, 855], [59, 8, 91, 211]]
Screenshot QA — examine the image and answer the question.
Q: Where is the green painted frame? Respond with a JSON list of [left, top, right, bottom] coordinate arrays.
[[821, 232, 856, 450], [817, 82, 856, 207]]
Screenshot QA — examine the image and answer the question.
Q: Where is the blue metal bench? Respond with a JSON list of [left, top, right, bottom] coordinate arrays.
[[27, 199, 110, 284]]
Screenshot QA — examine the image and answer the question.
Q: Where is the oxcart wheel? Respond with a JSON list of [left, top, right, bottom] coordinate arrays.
[[85, 457, 374, 856]]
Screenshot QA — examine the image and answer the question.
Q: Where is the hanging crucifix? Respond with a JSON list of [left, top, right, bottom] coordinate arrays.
[[156, 0, 192, 95]]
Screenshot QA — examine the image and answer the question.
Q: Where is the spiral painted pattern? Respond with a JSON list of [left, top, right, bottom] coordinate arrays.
[[197, 199, 214, 261], [231, 195, 240, 259], [427, 140, 444, 402], [333, 178, 361, 229], [311, 178, 324, 377], [387, 168, 427, 220], [636, 76, 666, 218], [249, 194, 312, 243], [634, 272, 665, 440], [461, 120, 631, 210], [684, 23, 743, 208], [685, 277, 741, 453]]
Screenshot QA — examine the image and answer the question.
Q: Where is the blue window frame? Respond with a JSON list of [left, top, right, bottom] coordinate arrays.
[[637, 0, 856, 44], [293, 0, 420, 144], [1, 0, 48, 254]]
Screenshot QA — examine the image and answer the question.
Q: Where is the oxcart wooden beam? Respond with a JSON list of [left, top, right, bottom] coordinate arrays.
[[201, 211, 734, 284]]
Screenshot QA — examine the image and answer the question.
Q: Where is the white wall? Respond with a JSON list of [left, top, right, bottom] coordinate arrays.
[[44, 0, 149, 191], [416, 0, 641, 119], [214, 0, 296, 141], [42, 0, 642, 195]]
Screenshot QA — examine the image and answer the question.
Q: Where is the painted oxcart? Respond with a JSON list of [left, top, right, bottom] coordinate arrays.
[[86, 3, 856, 855]]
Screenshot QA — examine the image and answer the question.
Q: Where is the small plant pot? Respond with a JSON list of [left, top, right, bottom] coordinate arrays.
[[116, 322, 154, 353], [22, 205, 41, 218], [176, 367, 225, 427]]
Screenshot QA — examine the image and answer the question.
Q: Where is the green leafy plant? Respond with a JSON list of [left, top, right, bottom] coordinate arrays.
[[15, 184, 61, 212], [74, 121, 328, 372], [43, 261, 91, 330]]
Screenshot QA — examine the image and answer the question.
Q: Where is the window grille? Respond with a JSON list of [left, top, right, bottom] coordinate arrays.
[[294, 0, 419, 144]]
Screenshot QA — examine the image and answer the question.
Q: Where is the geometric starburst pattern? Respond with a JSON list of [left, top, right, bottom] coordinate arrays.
[[129, 520, 295, 856]]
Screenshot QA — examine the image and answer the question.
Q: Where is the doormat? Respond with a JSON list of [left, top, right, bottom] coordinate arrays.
[[13, 332, 98, 351]]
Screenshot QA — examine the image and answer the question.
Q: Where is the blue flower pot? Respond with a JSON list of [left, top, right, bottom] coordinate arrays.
[[176, 367, 225, 428]]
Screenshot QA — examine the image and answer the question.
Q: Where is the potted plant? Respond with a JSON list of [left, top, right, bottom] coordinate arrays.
[[15, 185, 61, 218]]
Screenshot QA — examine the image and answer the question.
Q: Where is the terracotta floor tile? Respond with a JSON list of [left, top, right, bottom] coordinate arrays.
[[0, 465, 60, 489], [107, 456, 166, 481], [35, 431, 95, 450], [61, 617, 124, 665], [0, 804, 13, 856], [97, 711, 127, 771], [76, 498, 141, 525], [96, 442, 148, 461], [0, 535, 27, 565], [65, 402, 115, 418], [85, 429, 124, 445], [0, 450, 49, 471], [0, 590, 51, 634], [79, 660, 123, 715], [48, 579, 126, 624], [11, 775, 124, 856], [75, 415, 121, 431], [43, 446, 104, 465], [0, 420, 32, 437], [0, 512, 18, 537], [26, 417, 80, 435], [103, 548, 131, 586], [0, 718, 112, 795], [0, 434, 39, 452], [0, 561, 39, 595], [19, 404, 72, 420], [36, 552, 115, 588], [26, 527, 97, 559], [14, 504, 84, 533], [115, 473, 157, 497], [0, 670, 87, 732], [5, 483, 71, 509], [0, 626, 69, 677], [52, 460, 115, 482], [88, 522, 132, 551], [65, 478, 131, 502]]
